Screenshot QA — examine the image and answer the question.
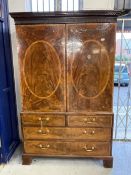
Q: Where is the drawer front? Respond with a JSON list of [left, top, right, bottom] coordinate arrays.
[[68, 115, 112, 127], [21, 114, 65, 126], [69, 142, 110, 156], [23, 127, 111, 141], [24, 141, 110, 156], [24, 141, 67, 155]]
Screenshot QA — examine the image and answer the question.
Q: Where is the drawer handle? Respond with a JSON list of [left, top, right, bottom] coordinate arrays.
[[38, 129, 50, 135], [84, 118, 96, 123], [83, 130, 95, 135], [38, 144, 50, 150], [83, 146, 95, 152], [38, 117, 50, 121]]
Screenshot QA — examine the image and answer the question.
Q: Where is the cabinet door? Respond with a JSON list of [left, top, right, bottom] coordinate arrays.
[[16, 24, 65, 112], [67, 23, 116, 112]]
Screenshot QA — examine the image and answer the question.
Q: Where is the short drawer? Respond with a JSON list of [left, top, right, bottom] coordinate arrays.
[[23, 127, 111, 141], [24, 141, 110, 156], [21, 114, 65, 126], [68, 115, 112, 127], [24, 141, 67, 155]]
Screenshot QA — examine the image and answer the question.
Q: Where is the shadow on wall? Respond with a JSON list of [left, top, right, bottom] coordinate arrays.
[[9, 17, 23, 138], [8, 0, 28, 139]]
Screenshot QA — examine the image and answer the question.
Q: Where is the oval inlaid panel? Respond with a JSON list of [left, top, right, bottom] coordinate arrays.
[[71, 40, 110, 99], [23, 40, 61, 99]]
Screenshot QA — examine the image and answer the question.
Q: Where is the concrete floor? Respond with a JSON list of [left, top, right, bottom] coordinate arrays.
[[0, 141, 130, 175]]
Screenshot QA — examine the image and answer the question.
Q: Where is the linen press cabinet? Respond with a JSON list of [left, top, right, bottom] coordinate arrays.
[[11, 11, 126, 167]]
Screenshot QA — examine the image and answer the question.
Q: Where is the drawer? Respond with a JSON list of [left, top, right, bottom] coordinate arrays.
[[23, 127, 111, 141], [24, 141, 110, 156], [21, 114, 65, 126], [24, 141, 67, 155], [68, 115, 112, 127], [69, 142, 110, 156]]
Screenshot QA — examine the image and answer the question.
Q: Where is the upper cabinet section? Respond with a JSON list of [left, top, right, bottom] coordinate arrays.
[[16, 24, 66, 112], [11, 11, 129, 113]]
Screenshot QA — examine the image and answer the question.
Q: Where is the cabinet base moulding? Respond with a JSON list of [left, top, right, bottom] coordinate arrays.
[[22, 153, 113, 168]]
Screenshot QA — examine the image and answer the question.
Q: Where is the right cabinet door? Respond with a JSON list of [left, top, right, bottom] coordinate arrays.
[[67, 23, 116, 112]]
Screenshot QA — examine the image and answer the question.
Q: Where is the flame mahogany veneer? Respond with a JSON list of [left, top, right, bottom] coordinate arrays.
[[11, 11, 128, 167]]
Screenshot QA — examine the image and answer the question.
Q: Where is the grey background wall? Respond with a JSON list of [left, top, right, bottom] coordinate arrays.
[[83, 0, 114, 9]]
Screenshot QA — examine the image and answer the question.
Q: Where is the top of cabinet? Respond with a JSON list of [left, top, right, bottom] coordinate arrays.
[[10, 10, 129, 25]]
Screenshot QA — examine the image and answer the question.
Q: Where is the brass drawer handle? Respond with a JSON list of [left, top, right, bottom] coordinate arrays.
[[84, 118, 96, 124], [38, 117, 50, 121], [37, 129, 50, 135], [83, 146, 95, 152], [38, 144, 50, 150], [83, 130, 95, 135]]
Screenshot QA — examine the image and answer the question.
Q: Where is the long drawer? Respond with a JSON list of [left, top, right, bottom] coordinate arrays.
[[23, 127, 111, 141], [21, 114, 65, 126], [68, 115, 112, 127], [24, 141, 110, 156]]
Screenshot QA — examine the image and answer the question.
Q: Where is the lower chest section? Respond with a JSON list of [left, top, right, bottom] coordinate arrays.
[[21, 113, 113, 157]]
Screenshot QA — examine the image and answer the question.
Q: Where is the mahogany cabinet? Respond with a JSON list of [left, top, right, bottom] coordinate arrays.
[[11, 11, 127, 167]]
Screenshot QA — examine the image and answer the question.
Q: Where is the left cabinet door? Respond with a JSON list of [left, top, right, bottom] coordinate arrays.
[[16, 24, 66, 112]]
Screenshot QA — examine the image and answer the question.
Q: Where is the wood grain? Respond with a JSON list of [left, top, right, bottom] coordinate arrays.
[[24, 141, 110, 156], [68, 115, 112, 127], [23, 41, 61, 99], [16, 24, 66, 112], [21, 113, 65, 126], [67, 23, 116, 112], [23, 127, 111, 141]]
